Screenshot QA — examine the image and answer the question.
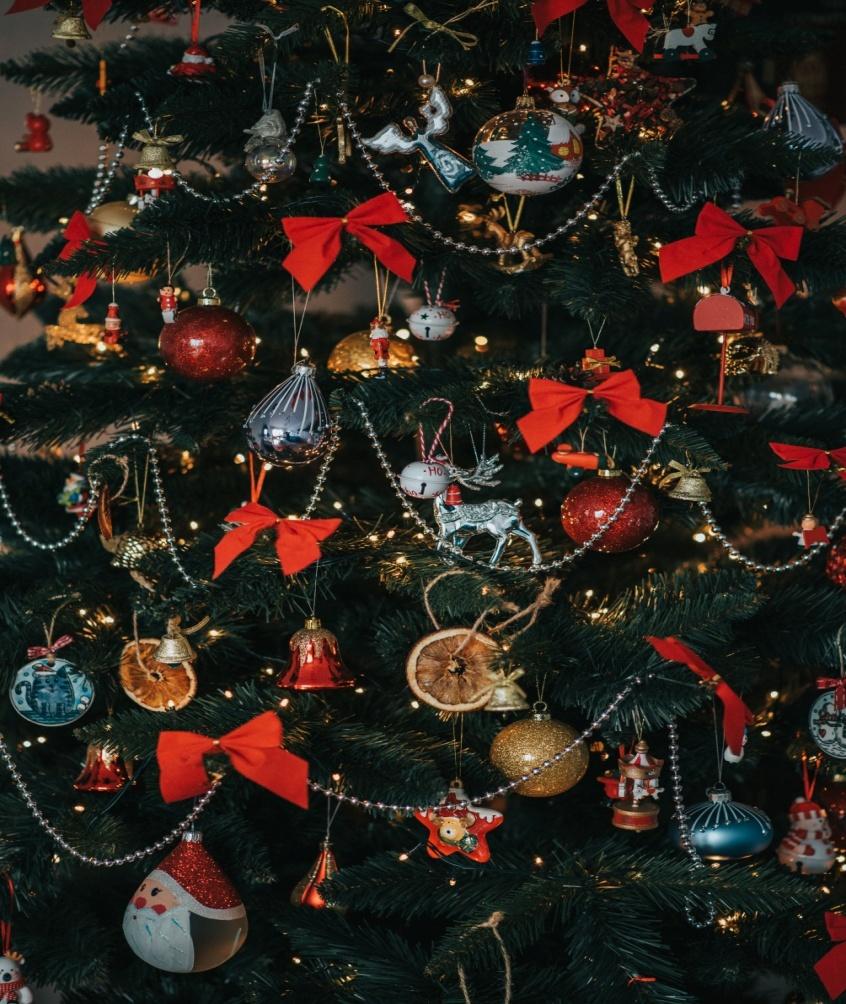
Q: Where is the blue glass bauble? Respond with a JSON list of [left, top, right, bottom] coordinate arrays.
[[526, 39, 546, 66], [668, 785, 773, 861]]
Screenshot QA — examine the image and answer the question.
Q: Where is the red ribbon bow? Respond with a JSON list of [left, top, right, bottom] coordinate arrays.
[[533, 0, 650, 52], [769, 442, 846, 478], [27, 634, 73, 660], [282, 192, 416, 292], [59, 211, 98, 307], [157, 710, 309, 808], [815, 912, 846, 1000], [517, 369, 667, 453], [817, 676, 846, 711], [659, 202, 803, 309], [646, 635, 753, 757], [6, 0, 110, 28], [213, 503, 340, 579]]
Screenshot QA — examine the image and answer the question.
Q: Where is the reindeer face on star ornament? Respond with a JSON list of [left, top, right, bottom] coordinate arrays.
[[415, 781, 503, 862]]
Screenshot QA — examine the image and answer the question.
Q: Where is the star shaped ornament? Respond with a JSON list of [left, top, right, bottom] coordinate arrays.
[[414, 781, 504, 862]]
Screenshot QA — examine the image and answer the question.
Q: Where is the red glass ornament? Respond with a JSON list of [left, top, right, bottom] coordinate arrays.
[[158, 291, 256, 381], [73, 742, 130, 792], [561, 470, 659, 553], [15, 112, 52, 153], [826, 537, 846, 589], [290, 839, 340, 909], [276, 617, 355, 690]]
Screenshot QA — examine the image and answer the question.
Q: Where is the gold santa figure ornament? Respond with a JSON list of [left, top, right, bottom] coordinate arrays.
[[598, 739, 664, 831]]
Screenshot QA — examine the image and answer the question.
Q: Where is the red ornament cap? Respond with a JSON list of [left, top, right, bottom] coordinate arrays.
[[444, 484, 463, 505], [153, 833, 244, 917]]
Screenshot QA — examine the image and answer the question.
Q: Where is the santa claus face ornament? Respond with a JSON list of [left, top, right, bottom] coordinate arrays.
[[123, 832, 247, 973]]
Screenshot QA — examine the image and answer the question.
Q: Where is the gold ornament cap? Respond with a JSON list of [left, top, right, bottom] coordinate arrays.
[[198, 286, 222, 307]]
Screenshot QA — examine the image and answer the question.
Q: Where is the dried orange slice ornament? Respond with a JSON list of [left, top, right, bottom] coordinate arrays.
[[119, 639, 197, 712], [406, 628, 499, 712]]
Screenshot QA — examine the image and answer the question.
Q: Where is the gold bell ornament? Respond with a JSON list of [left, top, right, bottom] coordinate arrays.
[[153, 615, 210, 666], [489, 702, 589, 797], [52, 3, 91, 45], [133, 127, 182, 204], [484, 667, 530, 712], [658, 460, 712, 502]]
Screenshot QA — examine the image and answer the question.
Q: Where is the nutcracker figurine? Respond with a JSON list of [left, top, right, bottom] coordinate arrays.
[[794, 513, 828, 548], [159, 285, 178, 324], [598, 739, 664, 831], [369, 315, 391, 377], [100, 301, 123, 346]]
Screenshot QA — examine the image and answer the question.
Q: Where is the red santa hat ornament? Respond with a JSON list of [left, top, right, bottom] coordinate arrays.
[[123, 831, 247, 973], [169, 0, 216, 79]]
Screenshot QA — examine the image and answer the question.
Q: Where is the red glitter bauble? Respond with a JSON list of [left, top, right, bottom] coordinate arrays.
[[825, 536, 846, 588], [560, 471, 659, 553], [159, 301, 256, 381]]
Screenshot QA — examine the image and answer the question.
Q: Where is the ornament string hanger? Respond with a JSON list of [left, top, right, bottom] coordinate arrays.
[[586, 316, 607, 349], [801, 751, 820, 803], [35, 593, 80, 663], [387, 1, 487, 52], [711, 698, 726, 783], [321, 5, 351, 160], [290, 274, 312, 365], [615, 175, 635, 223]]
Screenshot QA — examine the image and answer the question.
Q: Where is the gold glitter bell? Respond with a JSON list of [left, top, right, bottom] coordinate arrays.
[[725, 333, 780, 375], [484, 668, 530, 712], [52, 5, 91, 45], [104, 531, 163, 569], [658, 460, 712, 503], [133, 127, 182, 174]]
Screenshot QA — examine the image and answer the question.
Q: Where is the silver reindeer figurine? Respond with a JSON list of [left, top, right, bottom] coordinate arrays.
[[433, 455, 542, 568]]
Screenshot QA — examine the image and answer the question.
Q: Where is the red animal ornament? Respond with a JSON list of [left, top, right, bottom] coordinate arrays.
[[14, 112, 52, 153]]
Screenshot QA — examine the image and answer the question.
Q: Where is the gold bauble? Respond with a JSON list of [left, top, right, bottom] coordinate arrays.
[[86, 202, 148, 284], [327, 330, 418, 376], [489, 708, 588, 797]]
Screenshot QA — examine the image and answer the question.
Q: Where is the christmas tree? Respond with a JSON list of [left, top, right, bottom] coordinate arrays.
[[501, 114, 565, 176], [0, 1, 845, 1002]]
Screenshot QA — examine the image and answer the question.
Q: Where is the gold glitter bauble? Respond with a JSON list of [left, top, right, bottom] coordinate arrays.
[[86, 201, 148, 284], [489, 708, 588, 797], [327, 330, 418, 376]]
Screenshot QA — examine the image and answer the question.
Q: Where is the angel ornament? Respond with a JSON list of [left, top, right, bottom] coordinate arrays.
[[433, 455, 542, 568], [363, 78, 476, 193]]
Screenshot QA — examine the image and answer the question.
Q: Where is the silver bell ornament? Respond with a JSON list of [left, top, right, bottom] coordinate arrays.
[[484, 668, 530, 712], [244, 362, 332, 467], [669, 784, 773, 860], [407, 304, 458, 342], [244, 110, 297, 183], [763, 82, 843, 179], [153, 616, 209, 666]]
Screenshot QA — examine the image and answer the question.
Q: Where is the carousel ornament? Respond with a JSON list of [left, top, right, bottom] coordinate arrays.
[[597, 739, 664, 830]]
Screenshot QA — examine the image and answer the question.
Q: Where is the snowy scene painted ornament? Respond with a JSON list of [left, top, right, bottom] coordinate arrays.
[[10, 656, 94, 727], [809, 683, 846, 759], [472, 95, 583, 197], [407, 304, 457, 342], [123, 831, 247, 973]]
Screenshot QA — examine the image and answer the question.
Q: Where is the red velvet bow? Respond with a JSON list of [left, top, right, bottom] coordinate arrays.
[[27, 633, 73, 661], [6, 0, 110, 28], [517, 369, 667, 453], [769, 442, 846, 478], [659, 202, 803, 309], [815, 912, 846, 1000], [533, 0, 650, 51], [59, 211, 98, 307], [213, 503, 340, 579], [646, 635, 753, 757], [817, 676, 846, 711], [282, 192, 416, 292], [157, 710, 309, 808]]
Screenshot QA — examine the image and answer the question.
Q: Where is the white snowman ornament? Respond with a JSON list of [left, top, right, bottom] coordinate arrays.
[[399, 460, 451, 499], [0, 954, 33, 1004], [407, 304, 458, 342]]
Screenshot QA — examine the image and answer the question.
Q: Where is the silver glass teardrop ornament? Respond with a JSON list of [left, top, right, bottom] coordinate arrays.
[[763, 82, 843, 178], [244, 362, 332, 467]]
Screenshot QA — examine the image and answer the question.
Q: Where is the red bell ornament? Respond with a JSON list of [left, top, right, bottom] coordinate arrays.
[[560, 468, 659, 553], [159, 286, 256, 381], [276, 617, 355, 690], [290, 839, 341, 909], [73, 742, 130, 792]]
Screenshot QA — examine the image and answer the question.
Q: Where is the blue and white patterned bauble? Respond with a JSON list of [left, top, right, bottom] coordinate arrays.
[[399, 460, 451, 499], [808, 688, 846, 759], [472, 98, 583, 197], [10, 657, 94, 727], [407, 305, 457, 342], [669, 785, 773, 860]]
